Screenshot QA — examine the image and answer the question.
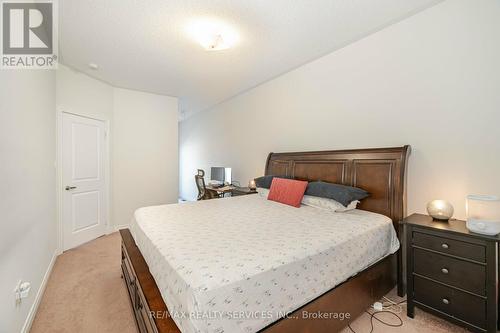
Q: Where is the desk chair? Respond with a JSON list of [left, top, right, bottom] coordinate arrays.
[[195, 170, 220, 200]]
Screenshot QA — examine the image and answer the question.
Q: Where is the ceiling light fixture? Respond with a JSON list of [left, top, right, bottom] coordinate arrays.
[[185, 18, 239, 51], [88, 63, 99, 70]]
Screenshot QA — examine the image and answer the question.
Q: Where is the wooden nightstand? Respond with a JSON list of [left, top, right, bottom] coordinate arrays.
[[402, 213, 499, 333]]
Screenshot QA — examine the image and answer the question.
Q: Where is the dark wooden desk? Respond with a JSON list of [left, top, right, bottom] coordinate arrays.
[[231, 187, 258, 196], [205, 185, 257, 198]]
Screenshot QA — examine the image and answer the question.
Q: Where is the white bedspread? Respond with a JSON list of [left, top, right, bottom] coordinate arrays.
[[130, 194, 399, 333]]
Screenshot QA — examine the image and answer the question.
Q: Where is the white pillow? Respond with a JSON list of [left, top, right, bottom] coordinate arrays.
[[301, 195, 359, 212], [338, 199, 360, 212], [258, 187, 358, 212], [257, 187, 270, 198]]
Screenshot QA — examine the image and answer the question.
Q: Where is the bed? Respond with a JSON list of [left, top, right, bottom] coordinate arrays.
[[120, 146, 410, 333]]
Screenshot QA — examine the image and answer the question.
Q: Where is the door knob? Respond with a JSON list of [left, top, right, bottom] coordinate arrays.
[[65, 186, 77, 191]]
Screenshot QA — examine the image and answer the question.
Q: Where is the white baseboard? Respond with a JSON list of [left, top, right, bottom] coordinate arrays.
[[114, 224, 129, 232], [21, 251, 57, 333]]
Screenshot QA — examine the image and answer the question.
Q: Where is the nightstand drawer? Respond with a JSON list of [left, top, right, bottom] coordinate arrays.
[[414, 276, 486, 329], [413, 248, 486, 295], [413, 231, 486, 262]]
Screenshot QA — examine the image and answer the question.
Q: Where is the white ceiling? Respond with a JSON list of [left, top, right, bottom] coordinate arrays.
[[59, 0, 442, 119]]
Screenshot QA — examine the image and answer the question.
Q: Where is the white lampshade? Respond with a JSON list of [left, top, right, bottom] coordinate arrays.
[[466, 195, 500, 235]]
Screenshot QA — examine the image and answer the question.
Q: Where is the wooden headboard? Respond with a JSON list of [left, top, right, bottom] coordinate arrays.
[[265, 146, 411, 228]]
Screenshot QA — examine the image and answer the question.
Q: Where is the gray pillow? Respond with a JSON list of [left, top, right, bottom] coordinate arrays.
[[254, 175, 292, 189], [305, 181, 369, 207]]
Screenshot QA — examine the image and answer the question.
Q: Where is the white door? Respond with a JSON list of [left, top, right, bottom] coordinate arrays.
[[62, 113, 107, 250]]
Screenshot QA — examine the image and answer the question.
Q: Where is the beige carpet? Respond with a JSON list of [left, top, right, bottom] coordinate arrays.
[[31, 232, 464, 333], [31, 233, 136, 333]]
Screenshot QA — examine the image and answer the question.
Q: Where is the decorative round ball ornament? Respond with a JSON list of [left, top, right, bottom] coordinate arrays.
[[427, 200, 454, 221]]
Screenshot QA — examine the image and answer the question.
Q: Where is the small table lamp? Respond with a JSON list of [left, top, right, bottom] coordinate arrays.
[[466, 195, 500, 235], [427, 199, 454, 221], [248, 180, 256, 190]]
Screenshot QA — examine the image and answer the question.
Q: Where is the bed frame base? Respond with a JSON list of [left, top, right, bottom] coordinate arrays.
[[120, 228, 396, 333]]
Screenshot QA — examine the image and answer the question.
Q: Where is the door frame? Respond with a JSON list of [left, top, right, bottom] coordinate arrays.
[[56, 110, 111, 253]]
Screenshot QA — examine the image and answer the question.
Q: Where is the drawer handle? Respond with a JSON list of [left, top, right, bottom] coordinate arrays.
[[441, 268, 449, 274], [442, 298, 450, 305], [441, 243, 449, 249]]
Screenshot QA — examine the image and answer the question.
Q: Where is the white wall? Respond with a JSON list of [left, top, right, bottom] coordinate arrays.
[[56, 65, 114, 120], [0, 70, 57, 332], [0, 64, 178, 332], [113, 88, 179, 227], [56, 66, 179, 230], [179, 0, 500, 219]]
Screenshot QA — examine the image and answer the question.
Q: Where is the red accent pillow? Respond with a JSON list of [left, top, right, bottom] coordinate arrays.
[[268, 178, 308, 208]]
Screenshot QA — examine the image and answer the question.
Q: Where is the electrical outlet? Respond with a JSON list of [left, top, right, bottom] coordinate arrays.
[[14, 280, 31, 302], [19, 282, 31, 299]]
